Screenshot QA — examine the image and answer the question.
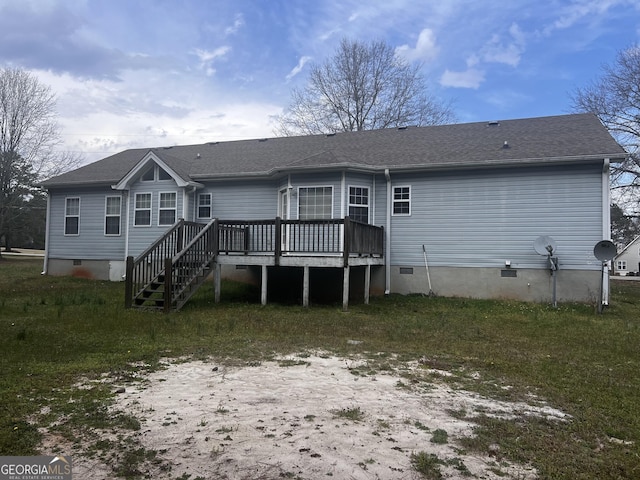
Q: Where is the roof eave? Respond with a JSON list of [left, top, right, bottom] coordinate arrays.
[[190, 154, 626, 180], [40, 179, 119, 189]]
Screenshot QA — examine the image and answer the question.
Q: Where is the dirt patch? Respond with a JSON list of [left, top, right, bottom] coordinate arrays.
[[42, 354, 569, 479]]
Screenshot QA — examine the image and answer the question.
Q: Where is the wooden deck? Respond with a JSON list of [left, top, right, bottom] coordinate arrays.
[[125, 217, 384, 311]]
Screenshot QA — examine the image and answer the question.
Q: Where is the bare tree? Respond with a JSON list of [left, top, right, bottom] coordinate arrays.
[[275, 38, 455, 136], [571, 45, 640, 212], [0, 68, 81, 256]]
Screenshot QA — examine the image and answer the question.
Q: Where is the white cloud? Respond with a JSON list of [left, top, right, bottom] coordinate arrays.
[[225, 14, 245, 36], [395, 28, 439, 62], [547, 0, 621, 32], [286, 56, 312, 81], [439, 21, 525, 90], [194, 46, 231, 76], [440, 67, 485, 89], [34, 68, 281, 165], [481, 23, 526, 67], [195, 47, 230, 63]]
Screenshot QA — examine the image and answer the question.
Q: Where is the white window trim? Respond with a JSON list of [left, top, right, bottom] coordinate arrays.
[[64, 196, 80, 236], [134, 192, 152, 227], [158, 191, 177, 226], [348, 185, 370, 223], [104, 195, 122, 236], [297, 185, 334, 220], [392, 185, 412, 216], [197, 192, 212, 220], [617, 260, 627, 271]]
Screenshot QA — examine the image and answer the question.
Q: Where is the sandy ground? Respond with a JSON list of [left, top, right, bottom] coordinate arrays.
[[60, 353, 570, 480]]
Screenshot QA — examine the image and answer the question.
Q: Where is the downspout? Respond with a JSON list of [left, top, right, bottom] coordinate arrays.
[[123, 189, 131, 261], [41, 190, 51, 275], [287, 174, 292, 219], [602, 158, 611, 305], [183, 188, 189, 222], [340, 171, 346, 218], [371, 173, 376, 222], [384, 168, 391, 295]]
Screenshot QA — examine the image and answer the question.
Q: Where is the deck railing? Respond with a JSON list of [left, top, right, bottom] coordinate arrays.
[[216, 217, 384, 264], [125, 217, 384, 310]]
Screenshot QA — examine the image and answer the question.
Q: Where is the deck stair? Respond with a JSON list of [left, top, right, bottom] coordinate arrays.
[[125, 218, 217, 312]]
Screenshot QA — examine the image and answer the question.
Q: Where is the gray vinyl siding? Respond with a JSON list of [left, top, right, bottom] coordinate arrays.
[[373, 174, 388, 227], [127, 179, 184, 258], [387, 164, 604, 271], [208, 179, 278, 219], [47, 187, 125, 260]]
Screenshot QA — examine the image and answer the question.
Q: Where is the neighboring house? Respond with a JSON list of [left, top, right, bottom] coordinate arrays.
[[40, 113, 626, 310], [613, 235, 640, 276]]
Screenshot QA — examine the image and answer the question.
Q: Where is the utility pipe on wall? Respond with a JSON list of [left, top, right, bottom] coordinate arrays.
[[41, 192, 51, 275], [384, 168, 391, 295], [602, 158, 611, 305]]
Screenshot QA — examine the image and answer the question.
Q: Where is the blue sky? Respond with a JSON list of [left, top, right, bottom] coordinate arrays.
[[1, 0, 639, 164]]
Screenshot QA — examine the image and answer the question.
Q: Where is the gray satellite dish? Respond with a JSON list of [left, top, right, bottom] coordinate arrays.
[[593, 240, 617, 262], [534, 236, 556, 256]]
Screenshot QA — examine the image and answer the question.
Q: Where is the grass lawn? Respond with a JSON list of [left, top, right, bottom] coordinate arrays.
[[0, 257, 639, 479]]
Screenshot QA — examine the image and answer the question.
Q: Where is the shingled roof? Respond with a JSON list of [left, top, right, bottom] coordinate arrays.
[[41, 113, 627, 188]]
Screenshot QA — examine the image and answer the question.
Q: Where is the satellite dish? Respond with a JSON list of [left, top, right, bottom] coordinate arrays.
[[534, 236, 556, 256], [593, 240, 617, 262]]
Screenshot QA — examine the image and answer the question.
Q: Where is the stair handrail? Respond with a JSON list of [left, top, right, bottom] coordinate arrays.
[[165, 218, 218, 309], [124, 218, 206, 308]]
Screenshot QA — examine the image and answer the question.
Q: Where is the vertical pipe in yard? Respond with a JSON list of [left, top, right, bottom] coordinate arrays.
[[303, 266, 310, 307], [261, 265, 268, 306], [364, 264, 370, 305], [214, 262, 221, 303]]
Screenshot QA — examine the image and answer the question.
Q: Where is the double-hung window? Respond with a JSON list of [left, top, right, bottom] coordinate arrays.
[[134, 193, 152, 226], [64, 197, 80, 235], [159, 192, 177, 226], [617, 260, 627, 271], [298, 186, 333, 220], [348, 186, 369, 223], [392, 186, 411, 216], [105, 196, 121, 235], [197, 193, 212, 219]]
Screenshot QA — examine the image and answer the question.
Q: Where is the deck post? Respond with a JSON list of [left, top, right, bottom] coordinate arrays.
[[303, 266, 310, 307], [212, 218, 219, 255], [124, 256, 134, 308], [274, 217, 282, 266], [214, 262, 221, 303], [342, 265, 350, 311], [261, 265, 268, 305], [343, 216, 351, 267], [164, 257, 172, 314], [364, 264, 371, 305], [176, 219, 185, 252]]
